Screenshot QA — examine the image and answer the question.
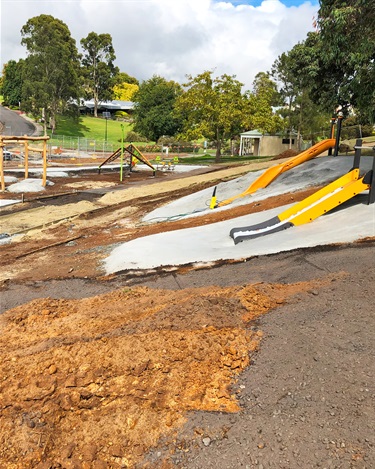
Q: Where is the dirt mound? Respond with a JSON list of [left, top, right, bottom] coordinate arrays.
[[0, 283, 284, 468], [272, 149, 300, 160]]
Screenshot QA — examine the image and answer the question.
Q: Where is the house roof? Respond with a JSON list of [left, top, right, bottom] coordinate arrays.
[[82, 100, 134, 111], [241, 129, 298, 138], [240, 130, 264, 137]]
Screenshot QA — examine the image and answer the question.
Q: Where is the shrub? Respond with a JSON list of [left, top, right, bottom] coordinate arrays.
[[125, 131, 148, 142]]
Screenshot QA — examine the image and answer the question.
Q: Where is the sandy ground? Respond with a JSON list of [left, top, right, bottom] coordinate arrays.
[[0, 160, 374, 468]]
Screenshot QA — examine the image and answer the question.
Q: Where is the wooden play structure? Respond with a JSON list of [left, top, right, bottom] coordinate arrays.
[[98, 143, 155, 177], [0, 135, 50, 192]]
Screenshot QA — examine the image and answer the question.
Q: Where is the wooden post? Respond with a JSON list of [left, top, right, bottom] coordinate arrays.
[[42, 139, 47, 187], [24, 140, 29, 178], [0, 140, 4, 192]]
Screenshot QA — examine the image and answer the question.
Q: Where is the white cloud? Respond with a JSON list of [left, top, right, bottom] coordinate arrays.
[[1, 0, 318, 91]]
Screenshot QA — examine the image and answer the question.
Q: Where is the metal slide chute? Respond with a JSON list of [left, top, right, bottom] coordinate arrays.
[[230, 168, 371, 244], [218, 138, 336, 207]]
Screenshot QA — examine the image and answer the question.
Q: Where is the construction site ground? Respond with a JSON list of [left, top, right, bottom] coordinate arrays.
[[0, 159, 374, 469]]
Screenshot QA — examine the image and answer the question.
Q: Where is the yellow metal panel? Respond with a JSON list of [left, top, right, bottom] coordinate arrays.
[[278, 169, 360, 221], [291, 177, 369, 225], [278, 171, 370, 226]]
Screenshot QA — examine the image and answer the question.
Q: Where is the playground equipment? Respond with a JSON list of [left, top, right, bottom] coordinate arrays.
[[218, 139, 336, 207], [0, 135, 50, 192], [229, 139, 375, 244], [155, 155, 179, 171], [98, 143, 155, 177], [216, 117, 343, 208]]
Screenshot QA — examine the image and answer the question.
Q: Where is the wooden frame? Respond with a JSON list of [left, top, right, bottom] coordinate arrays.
[[0, 135, 50, 192]]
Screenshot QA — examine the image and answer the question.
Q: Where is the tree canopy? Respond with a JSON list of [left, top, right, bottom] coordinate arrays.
[[80, 32, 119, 117], [247, 72, 283, 135], [175, 71, 247, 161], [316, 0, 375, 122], [1, 60, 24, 107], [132, 75, 183, 142], [20, 15, 81, 133], [113, 72, 139, 101], [271, 36, 331, 144]]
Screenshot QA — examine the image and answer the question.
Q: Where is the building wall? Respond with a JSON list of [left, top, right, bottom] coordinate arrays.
[[259, 136, 299, 156]]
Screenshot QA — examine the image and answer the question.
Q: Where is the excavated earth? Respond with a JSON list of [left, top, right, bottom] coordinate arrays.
[[0, 161, 374, 469]]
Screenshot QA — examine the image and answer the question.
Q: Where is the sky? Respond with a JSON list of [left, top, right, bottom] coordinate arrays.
[[0, 0, 319, 91]]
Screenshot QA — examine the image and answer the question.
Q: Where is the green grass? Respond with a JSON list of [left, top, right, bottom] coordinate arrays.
[[49, 115, 134, 147]]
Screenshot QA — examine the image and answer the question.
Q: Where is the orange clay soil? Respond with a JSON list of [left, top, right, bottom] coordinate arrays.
[[0, 277, 334, 469]]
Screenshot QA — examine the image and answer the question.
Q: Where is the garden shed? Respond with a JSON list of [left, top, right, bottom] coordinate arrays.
[[239, 129, 300, 156]]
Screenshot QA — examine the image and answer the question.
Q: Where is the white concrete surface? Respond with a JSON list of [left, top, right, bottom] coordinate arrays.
[[105, 156, 375, 274], [6, 178, 54, 193], [0, 199, 21, 207], [143, 156, 374, 222]]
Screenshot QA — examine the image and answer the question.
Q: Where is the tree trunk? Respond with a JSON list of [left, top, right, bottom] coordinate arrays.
[[49, 115, 56, 134], [94, 89, 99, 118], [297, 101, 303, 151], [215, 127, 222, 163], [41, 107, 47, 136], [94, 98, 98, 118]]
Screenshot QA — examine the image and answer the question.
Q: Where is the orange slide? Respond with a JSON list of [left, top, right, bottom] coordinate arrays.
[[218, 138, 336, 207]]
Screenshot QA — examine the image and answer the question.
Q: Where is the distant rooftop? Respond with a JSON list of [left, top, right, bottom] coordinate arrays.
[[82, 100, 134, 111]]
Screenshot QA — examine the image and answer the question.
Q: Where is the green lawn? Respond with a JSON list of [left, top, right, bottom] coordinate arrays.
[[49, 115, 135, 147]]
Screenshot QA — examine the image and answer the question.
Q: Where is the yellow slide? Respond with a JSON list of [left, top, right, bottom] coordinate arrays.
[[219, 138, 336, 207], [230, 168, 370, 244]]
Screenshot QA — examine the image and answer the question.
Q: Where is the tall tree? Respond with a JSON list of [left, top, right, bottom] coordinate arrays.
[[316, 0, 375, 122], [247, 72, 283, 135], [21, 15, 81, 133], [80, 32, 118, 117], [132, 75, 183, 142], [175, 71, 246, 162], [1, 60, 25, 107], [272, 37, 330, 145]]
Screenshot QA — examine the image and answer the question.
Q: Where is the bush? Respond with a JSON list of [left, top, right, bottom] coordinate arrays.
[[114, 111, 129, 120], [125, 131, 148, 143], [156, 137, 201, 153]]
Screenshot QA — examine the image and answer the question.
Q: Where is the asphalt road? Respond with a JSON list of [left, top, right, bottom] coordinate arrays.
[[0, 105, 36, 137]]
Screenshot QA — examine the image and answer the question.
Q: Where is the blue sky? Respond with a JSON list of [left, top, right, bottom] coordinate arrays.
[[1, 0, 319, 90]]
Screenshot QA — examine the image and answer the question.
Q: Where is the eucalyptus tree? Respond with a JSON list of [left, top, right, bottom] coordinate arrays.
[[21, 15, 81, 133], [80, 32, 119, 117]]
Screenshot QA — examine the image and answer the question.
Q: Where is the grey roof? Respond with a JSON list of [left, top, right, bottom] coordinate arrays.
[[82, 99, 134, 111], [241, 129, 298, 137], [240, 130, 264, 137]]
